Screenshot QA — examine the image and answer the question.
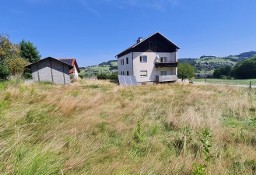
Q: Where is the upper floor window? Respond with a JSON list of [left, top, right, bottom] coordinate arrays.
[[126, 57, 129, 64], [140, 56, 147, 63], [121, 59, 125, 65], [160, 57, 167, 63], [127, 71, 129, 75]]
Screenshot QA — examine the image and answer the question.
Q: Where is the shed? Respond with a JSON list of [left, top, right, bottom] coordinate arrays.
[[26, 57, 73, 85]]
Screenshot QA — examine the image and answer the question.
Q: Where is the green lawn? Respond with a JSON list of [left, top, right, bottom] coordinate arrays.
[[193, 78, 256, 86]]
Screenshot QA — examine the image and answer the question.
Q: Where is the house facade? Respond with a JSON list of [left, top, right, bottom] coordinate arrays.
[[59, 58, 80, 79], [116, 32, 179, 84], [26, 57, 72, 85]]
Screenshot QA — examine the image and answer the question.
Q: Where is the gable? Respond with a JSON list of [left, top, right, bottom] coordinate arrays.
[[116, 32, 179, 58], [59, 59, 80, 73]]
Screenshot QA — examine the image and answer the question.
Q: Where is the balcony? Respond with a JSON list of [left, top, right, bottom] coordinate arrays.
[[155, 62, 178, 68], [156, 75, 178, 82]]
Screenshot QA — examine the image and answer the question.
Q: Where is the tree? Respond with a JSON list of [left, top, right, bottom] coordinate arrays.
[[0, 34, 20, 60], [178, 63, 195, 81], [213, 66, 232, 79], [20, 40, 41, 79], [0, 34, 21, 80], [231, 57, 256, 79], [20, 40, 40, 63], [5, 57, 28, 76]]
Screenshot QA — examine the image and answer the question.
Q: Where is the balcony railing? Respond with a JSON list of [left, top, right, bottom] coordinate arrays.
[[156, 75, 178, 82], [155, 62, 178, 68]]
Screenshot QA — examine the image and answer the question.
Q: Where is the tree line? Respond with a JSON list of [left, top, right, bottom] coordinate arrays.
[[0, 34, 40, 81], [213, 56, 256, 79]]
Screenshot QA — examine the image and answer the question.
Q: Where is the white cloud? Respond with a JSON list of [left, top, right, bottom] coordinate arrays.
[[78, 0, 180, 12], [102, 0, 179, 11], [78, 0, 102, 17]]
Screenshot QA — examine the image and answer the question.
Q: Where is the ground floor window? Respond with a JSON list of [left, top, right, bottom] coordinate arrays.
[[140, 70, 147, 77], [160, 71, 167, 76], [127, 71, 129, 75]]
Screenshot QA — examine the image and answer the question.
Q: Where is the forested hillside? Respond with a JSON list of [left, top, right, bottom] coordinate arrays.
[[179, 51, 256, 78]]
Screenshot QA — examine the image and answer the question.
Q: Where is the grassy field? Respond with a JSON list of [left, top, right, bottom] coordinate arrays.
[[196, 57, 236, 64], [193, 78, 256, 86], [0, 79, 256, 174]]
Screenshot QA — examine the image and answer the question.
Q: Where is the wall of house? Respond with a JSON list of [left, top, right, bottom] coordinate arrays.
[[117, 53, 133, 76], [133, 52, 177, 83], [73, 67, 79, 79], [31, 59, 70, 85]]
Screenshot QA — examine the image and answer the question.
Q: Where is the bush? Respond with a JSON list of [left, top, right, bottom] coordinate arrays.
[[97, 72, 118, 81]]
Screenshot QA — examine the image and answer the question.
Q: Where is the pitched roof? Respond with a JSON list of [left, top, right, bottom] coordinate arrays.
[[26, 57, 73, 69], [116, 32, 180, 58], [59, 58, 80, 73]]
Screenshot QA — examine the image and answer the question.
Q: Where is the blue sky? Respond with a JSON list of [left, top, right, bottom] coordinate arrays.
[[1, 0, 256, 66]]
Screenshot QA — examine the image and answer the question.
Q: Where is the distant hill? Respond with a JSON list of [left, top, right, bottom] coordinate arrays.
[[225, 51, 256, 62], [98, 60, 117, 67], [179, 51, 256, 78], [79, 60, 117, 78]]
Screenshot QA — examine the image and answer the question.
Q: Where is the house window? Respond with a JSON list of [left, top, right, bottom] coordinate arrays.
[[140, 56, 147, 63], [126, 57, 129, 64], [160, 57, 167, 63], [127, 71, 129, 75], [120, 59, 125, 65], [140, 70, 147, 77], [160, 71, 167, 76]]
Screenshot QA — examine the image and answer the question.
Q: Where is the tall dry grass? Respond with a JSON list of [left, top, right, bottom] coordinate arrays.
[[0, 79, 256, 174]]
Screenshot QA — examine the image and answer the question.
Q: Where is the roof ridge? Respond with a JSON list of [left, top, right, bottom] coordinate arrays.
[[116, 32, 179, 58]]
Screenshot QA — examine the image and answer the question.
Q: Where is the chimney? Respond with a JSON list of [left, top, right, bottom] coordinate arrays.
[[137, 37, 143, 44]]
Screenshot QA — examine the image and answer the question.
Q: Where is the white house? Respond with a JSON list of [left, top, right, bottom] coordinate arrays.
[[59, 58, 80, 79], [116, 32, 179, 84]]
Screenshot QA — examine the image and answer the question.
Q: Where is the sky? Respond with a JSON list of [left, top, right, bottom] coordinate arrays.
[[1, 0, 256, 66]]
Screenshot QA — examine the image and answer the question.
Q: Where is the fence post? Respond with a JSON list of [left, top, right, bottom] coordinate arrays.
[[249, 81, 252, 93]]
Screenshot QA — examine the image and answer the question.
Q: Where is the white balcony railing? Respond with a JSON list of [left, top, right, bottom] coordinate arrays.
[[156, 75, 178, 82]]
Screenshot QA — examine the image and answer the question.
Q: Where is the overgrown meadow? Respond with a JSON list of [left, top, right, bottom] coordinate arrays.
[[0, 79, 256, 175]]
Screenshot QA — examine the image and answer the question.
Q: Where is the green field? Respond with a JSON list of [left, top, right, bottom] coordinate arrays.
[[193, 78, 256, 86], [196, 57, 236, 64]]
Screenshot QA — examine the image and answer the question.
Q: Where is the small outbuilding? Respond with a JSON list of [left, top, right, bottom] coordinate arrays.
[[26, 57, 73, 85]]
